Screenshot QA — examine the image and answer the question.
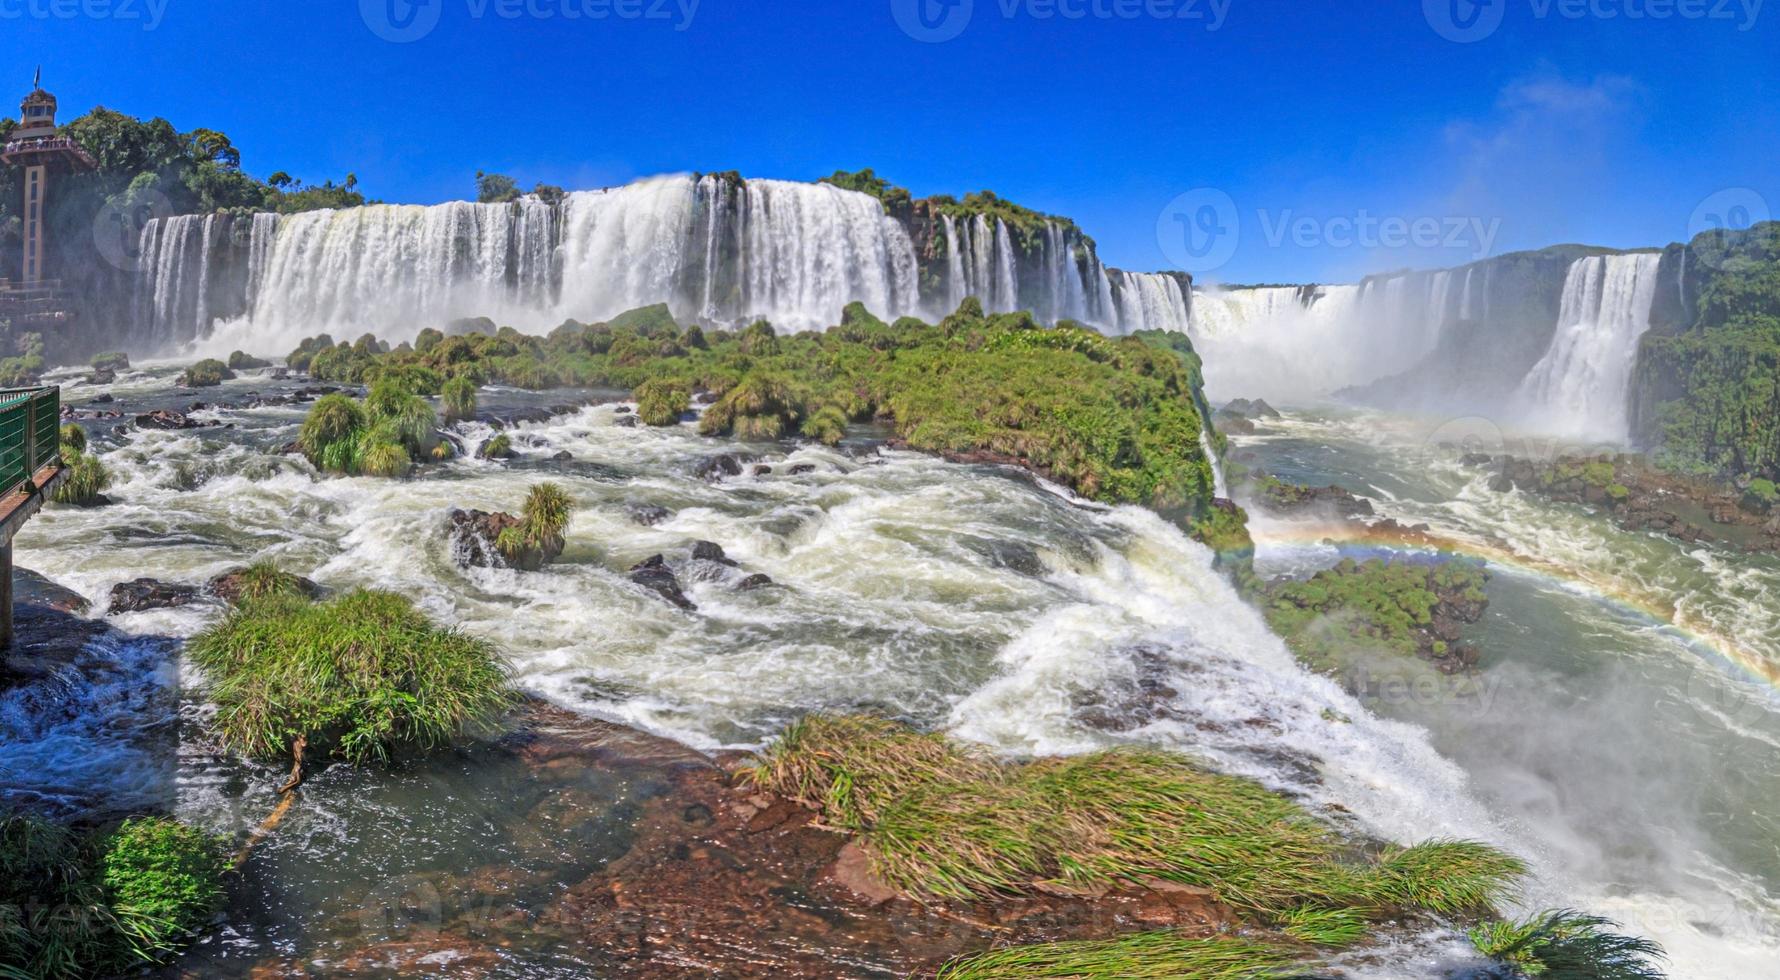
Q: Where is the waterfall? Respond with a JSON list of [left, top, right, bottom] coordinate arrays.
[[1515, 253, 1663, 443], [1199, 427, 1229, 498], [138, 173, 1192, 356]]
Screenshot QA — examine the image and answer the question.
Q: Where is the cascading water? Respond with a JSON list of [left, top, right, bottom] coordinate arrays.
[[134, 174, 1195, 356], [1515, 253, 1663, 443]]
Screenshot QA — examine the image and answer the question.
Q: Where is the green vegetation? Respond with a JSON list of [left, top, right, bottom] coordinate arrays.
[[1263, 557, 1488, 667], [178, 358, 234, 388], [295, 379, 440, 478], [289, 300, 1221, 523], [634, 378, 690, 427], [745, 715, 1522, 922], [1636, 221, 1780, 481], [187, 589, 514, 769], [88, 352, 130, 372], [218, 560, 314, 604], [818, 168, 913, 214], [495, 483, 572, 567], [0, 813, 226, 978], [225, 350, 269, 371], [1470, 909, 1666, 979], [1744, 477, 1778, 514], [51, 424, 110, 507], [0, 334, 46, 387], [441, 376, 478, 423], [935, 933, 1307, 980], [480, 433, 514, 459]]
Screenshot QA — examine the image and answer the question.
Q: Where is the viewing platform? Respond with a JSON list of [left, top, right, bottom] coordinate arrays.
[[0, 278, 79, 328], [0, 386, 66, 647]]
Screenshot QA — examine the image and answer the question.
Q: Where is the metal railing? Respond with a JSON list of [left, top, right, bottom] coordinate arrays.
[[0, 387, 61, 496]]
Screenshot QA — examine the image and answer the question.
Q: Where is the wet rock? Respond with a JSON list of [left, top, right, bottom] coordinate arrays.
[[107, 578, 201, 614], [447, 508, 562, 572], [1487, 472, 1514, 493], [1459, 452, 1494, 467], [629, 555, 696, 611], [752, 464, 773, 476], [613, 404, 632, 414], [551, 450, 573, 461], [1215, 414, 1257, 435], [787, 463, 817, 476], [15, 568, 90, 614], [734, 573, 774, 591], [612, 414, 639, 428], [90, 393, 114, 404], [134, 409, 213, 431], [479, 438, 517, 460], [1219, 398, 1280, 419], [964, 538, 1046, 577], [88, 367, 115, 385], [695, 454, 745, 481], [690, 541, 739, 567], [626, 503, 671, 527], [206, 567, 323, 604]]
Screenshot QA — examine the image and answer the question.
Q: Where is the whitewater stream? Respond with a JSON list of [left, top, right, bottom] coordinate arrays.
[[2, 365, 1775, 976]]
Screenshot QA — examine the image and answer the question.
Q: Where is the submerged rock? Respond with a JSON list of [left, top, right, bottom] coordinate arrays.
[[690, 541, 739, 567], [694, 454, 751, 481], [107, 578, 201, 614], [626, 503, 671, 527], [787, 462, 817, 476], [134, 409, 214, 431], [629, 555, 696, 610], [734, 573, 774, 591]]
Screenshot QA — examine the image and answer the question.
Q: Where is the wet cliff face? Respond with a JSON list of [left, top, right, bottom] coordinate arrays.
[[1628, 222, 1780, 476]]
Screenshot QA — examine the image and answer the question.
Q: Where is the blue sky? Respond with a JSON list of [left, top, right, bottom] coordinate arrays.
[[1, 0, 1774, 283]]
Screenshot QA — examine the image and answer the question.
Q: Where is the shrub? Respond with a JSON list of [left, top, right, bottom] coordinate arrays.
[[0, 813, 226, 978], [226, 350, 270, 371], [187, 589, 515, 768], [179, 359, 234, 388], [89, 351, 130, 372], [634, 378, 689, 426], [98, 818, 228, 957], [699, 373, 799, 440], [801, 405, 848, 446], [441, 376, 478, 423], [414, 327, 445, 354]]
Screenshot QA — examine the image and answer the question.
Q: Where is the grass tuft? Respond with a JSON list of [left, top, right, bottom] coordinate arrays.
[[934, 931, 1308, 980], [186, 589, 515, 766], [1471, 909, 1667, 979], [441, 376, 478, 423]]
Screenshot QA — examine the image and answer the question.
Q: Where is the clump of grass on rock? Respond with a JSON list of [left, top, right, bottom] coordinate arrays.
[[51, 423, 110, 507], [441, 375, 478, 424], [0, 812, 227, 979], [745, 715, 1523, 924], [179, 358, 234, 388], [188, 588, 515, 783], [296, 378, 441, 478]]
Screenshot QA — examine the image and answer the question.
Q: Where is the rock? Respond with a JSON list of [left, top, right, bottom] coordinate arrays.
[[691, 541, 739, 567], [206, 567, 322, 604], [613, 405, 632, 414], [107, 578, 201, 614], [1459, 453, 1494, 467], [626, 503, 671, 527], [734, 573, 774, 591], [1220, 398, 1280, 419], [752, 464, 773, 476], [787, 463, 817, 476], [88, 367, 116, 385], [90, 393, 114, 404], [447, 508, 562, 572], [15, 568, 90, 614], [613, 414, 639, 428], [1488, 472, 1514, 493], [134, 409, 212, 431], [695, 454, 746, 481], [1216, 415, 1257, 435], [629, 555, 696, 610], [551, 450, 573, 461]]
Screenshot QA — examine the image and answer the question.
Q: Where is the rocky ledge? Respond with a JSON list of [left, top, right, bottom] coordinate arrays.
[[1475, 453, 1780, 553]]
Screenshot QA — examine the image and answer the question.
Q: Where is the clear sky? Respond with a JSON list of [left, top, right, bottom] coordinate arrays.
[[1, 0, 1774, 284]]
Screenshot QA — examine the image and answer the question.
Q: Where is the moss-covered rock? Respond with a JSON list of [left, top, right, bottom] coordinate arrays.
[[179, 358, 235, 387]]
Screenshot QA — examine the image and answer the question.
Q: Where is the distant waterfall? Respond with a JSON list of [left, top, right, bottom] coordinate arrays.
[[1185, 271, 1456, 400], [132, 174, 1195, 356], [1515, 253, 1663, 443]]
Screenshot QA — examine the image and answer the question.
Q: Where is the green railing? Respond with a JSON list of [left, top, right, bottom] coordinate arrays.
[[0, 387, 61, 496]]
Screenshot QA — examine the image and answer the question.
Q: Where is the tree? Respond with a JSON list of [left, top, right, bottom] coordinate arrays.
[[476, 170, 521, 204]]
